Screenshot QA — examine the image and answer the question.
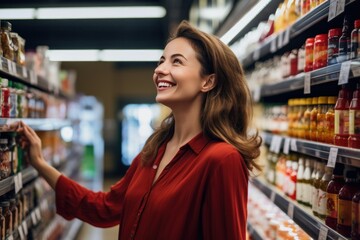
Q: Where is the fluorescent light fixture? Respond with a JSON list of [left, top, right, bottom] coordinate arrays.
[[0, 6, 166, 20], [198, 4, 232, 21], [0, 8, 35, 19], [100, 50, 163, 62], [47, 49, 163, 62], [48, 50, 99, 62], [220, 0, 271, 45]]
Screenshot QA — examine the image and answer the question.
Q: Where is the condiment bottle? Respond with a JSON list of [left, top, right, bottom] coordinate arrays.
[[0, 21, 14, 61], [296, 156, 305, 204], [0, 137, 11, 180], [302, 158, 313, 207], [334, 85, 352, 147], [0, 201, 12, 238], [337, 170, 359, 238], [0, 207, 5, 240], [318, 167, 333, 220], [327, 28, 342, 65], [289, 159, 298, 200], [310, 97, 318, 141], [313, 34, 328, 70], [15, 195, 23, 225], [338, 15, 351, 63], [9, 199, 18, 230], [324, 96, 337, 144], [348, 82, 360, 148], [325, 163, 345, 230], [304, 38, 315, 72], [303, 98, 313, 140], [312, 161, 324, 216], [352, 190, 360, 240], [350, 20, 360, 59], [316, 96, 328, 142], [0, 78, 10, 118]]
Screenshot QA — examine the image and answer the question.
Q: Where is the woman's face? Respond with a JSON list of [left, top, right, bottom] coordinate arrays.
[[153, 37, 209, 108]]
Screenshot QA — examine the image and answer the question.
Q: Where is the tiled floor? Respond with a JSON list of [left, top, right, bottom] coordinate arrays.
[[74, 177, 119, 240]]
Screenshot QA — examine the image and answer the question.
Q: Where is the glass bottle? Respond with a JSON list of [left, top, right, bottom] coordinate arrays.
[[338, 15, 351, 63], [0, 201, 12, 238], [296, 156, 305, 204], [303, 98, 313, 140], [312, 161, 324, 216], [313, 34, 328, 70], [0, 207, 5, 240], [334, 85, 352, 147], [350, 20, 360, 59], [348, 82, 360, 148], [15, 195, 23, 225], [1, 78, 10, 118], [318, 167, 333, 220], [310, 97, 318, 141], [304, 38, 315, 72], [0, 21, 14, 61], [0, 137, 11, 180], [337, 170, 359, 238], [328, 28, 342, 65], [9, 199, 18, 230], [289, 160, 298, 200], [352, 190, 360, 240], [325, 163, 345, 230], [302, 158, 313, 207], [316, 96, 328, 142], [324, 96, 337, 144]]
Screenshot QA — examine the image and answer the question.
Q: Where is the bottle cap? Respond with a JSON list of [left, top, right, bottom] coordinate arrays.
[[354, 19, 360, 29], [328, 28, 342, 38]]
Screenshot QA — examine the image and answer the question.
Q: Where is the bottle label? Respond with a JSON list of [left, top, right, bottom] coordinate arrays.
[[303, 181, 312, 204], [352, 201, 360, 235], [338, 199, 352, 226], [318, 189, 327, 215], [288, 179, 296, 196], [335, 109, 349, 134], [296, 182, 304, 202], [349, 109, 360, 135], [312, 186, 318, 212], [326, 193, 338, 218]]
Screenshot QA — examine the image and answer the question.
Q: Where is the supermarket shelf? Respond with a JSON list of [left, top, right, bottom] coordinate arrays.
[[0, 167, 38, 196], [262, 132, 360, 168], [260, 60, 360, 97], [251, 178, 347, 240], [0, 118, 71, 131], [247, 222, 263, 240], [240, 0, 357, 69], [61, 219, 83, 240]]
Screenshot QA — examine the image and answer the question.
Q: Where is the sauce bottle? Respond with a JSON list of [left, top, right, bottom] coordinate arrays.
[[348, 82, 360, 148], [325, 163, 345, 230], [302, 158, 313, 207], [304, 38, 315, 72], [338, 15, 351, 63], [324, 96, 337, 144], [0, 207, 5, 240], [9, 199, 18, 230], [350, 20, 360, 59], [316, 96, 328, 142], [0, 202, 12, 238], [303, 98, 313, 140], [313, 34, 328, 70], [334, 85, 352, 147], [289, 160, 298, 200], [352, 190, 360, 240], [312, 161, 324, 216], [337, 170, 359, 238], [310, 97, 318, 141], [296, 156, 305, 204], [318, 167, 333, 220], [328, 28, 342, 65]]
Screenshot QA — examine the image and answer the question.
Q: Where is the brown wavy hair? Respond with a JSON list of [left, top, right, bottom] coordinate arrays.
[[141, 20, 262, 172]]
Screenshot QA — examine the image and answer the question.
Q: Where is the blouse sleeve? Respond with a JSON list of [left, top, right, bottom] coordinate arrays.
[[55, 155, 140, 228], [202, 150, 249, 240]]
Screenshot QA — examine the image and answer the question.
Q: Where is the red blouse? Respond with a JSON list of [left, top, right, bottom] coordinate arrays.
[[55, 132, 249, 240]]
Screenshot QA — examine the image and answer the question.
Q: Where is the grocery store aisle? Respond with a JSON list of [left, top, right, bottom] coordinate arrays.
[[75, 177, 119, 240]]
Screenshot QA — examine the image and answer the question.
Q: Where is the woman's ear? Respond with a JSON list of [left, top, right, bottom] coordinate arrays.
[[201, 74, 216, 92]]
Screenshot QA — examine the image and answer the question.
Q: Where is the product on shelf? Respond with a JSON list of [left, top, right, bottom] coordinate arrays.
[[338, 15, 351, 63], [337, 169, 360, 238], [0, 136, 11, 180], [305, 38, 315, 72], [296, 156, 305, 204], [348, 82, 360, 148], [0, 201, 12, 238], [0, 21, 15, 61], [313, 34, 328, 70], [310, 97, 318, 141], [318, 166, 333, 220], [10, 32, 26, 66], [311, 160, 325, 217], [0, 206, 5, 239], [316, 96, 328, 142], [334, 85, 352, 147], [324, 96, 337, 144], [327, 28, 342, 65], [350, 19, 360, 59], [352, 190, 360, 240], [302, 158, 313, 207]]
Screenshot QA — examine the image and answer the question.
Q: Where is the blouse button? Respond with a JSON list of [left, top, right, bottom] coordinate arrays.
[[153, 165, 158, 169]]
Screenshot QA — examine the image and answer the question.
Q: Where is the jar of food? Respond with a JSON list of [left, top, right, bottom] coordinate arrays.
[[313, 34, 328, 70], [0, 138, 11, 180], [0, 201, 12, 238], [0, 207, 5, 240], [327, 28, 342, 65], [0, 21, 14, 61], [304, 38, 314, 72]]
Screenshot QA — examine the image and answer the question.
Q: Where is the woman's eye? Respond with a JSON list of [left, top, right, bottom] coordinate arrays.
[[173, 58, 181, 64], [157, 59, 164, 65]]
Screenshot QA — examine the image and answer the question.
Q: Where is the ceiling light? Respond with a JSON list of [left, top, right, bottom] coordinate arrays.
[[220, 0, 271, 45], [100, 50, 163, 62], [0, 6, 166, 20], [47, 49, 163, 62], [198, 4, 232, 20]]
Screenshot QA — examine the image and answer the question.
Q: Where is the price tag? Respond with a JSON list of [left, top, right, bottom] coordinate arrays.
[[12, 62, 18, 75], [287, 203, 294, 219], [29, 70, 38, 85], [304, 72, 311, 94], [338, 61, 351, 85], [14, 173, 23, 193], [274, 136, 282, 154], [22, 67, 28, 78], [270, 191, 276, 202], [7, 59, 14, 74], [22, 221, 28, 236], [290, 138, 297, 151], [352, 66, 360, 77], [253, 85, 261, 103], [253, 48, 260, 61], [35, 207, 41, 221], [2, 58, 9, 72], [327, 147, 338, 168], [270, 39, 277, 53], [336, 0, 345, 16], [277, 33, 283, 49], [31, 212, 37, 225], [270, 136, 276, 152], [318, 225, 329, 240], [283, 138, 291, 155], [18, 225, 25, 240], [8, 234, 14, 240], [328, 0, 337, 21], [283, 28, 290, 47]]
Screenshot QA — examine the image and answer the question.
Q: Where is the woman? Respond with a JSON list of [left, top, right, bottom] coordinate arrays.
[[18, 20, 261, 240]]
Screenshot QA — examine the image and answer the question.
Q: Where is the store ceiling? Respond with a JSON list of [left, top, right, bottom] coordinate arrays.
[[0, 0, 193, 51]]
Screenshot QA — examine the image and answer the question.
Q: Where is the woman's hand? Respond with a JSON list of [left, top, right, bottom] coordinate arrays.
[[16, 121, 46, 169]]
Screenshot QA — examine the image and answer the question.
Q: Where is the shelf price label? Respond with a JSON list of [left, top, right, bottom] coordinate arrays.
[[22, 221, 28, 236], [18, 225, 25, 240], [252, 85, 261, 103], [31, 211, 38, 225], [270, 38, 277, 53], [270, 191, 276, 202], [339, 61, 351, 85], [327, 147, 338, 168], [290, 138, 297, 151], [318, 225, 328, 240], [287, 203, 294, 219], [270, 136, 282, 154], [336, 0, 345, 16], [282, 28, 290, 47], [253, 48, 260, 61], [304, 72, 311, 94], [352, 66, 360, 77], [328, 0, 345, 21], [283, 138, 291, 155], [22, 66, 28, 78], [14, 173, 23, 194], [277, 32, 283, 49]]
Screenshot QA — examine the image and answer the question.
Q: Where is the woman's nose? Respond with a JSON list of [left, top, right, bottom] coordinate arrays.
[[154, 63, 169, 75]]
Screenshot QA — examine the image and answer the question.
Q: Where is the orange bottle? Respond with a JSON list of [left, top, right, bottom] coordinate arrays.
[[324, 96, 337, 144], [334, 85, 352, 147], [348, 82, 360, 148], [309, 97, 318, 141], [303, 98, 313, 140], [316, 96, 328, 142]]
